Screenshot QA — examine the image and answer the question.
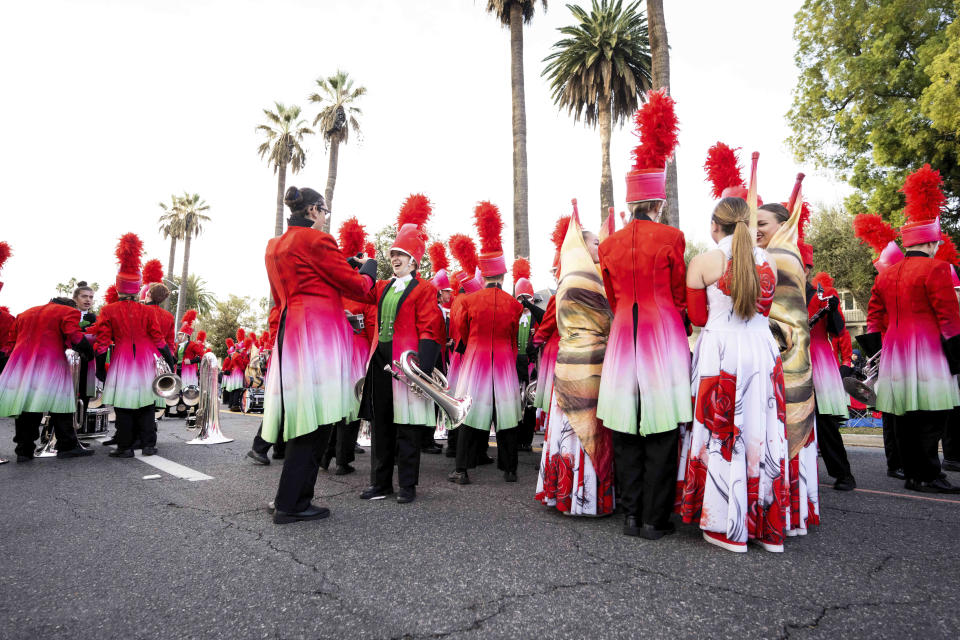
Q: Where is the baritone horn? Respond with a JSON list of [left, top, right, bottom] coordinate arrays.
[[385, 350, 472, 427], [842, 348, 881, 406], [152, 353, 182, 401]]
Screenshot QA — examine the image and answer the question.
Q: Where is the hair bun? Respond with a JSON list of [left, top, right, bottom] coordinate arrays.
[[76, 280, 88, 287], [284, 186, 303, 209]]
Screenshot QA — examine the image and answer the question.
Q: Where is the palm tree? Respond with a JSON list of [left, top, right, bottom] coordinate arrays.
[[167, 273, 216, 317], [257, 102, 313, 237], [158, 195, 185, 310], [543, 0, 651, 223], [646, 0, 678, 227], [173, 192, 211, 327], [486, 1, 547, 260], [309, 70, 366, 232]]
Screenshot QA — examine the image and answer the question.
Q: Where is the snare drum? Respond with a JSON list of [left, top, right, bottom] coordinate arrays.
[[80, 406, 111, 437]]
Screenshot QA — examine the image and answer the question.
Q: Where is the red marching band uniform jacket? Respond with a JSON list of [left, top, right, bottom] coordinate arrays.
[[0, 307, 15, 357], [146, 303, 176, 353]]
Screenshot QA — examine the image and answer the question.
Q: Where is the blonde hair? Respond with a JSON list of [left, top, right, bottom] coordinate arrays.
[[713, 197, 759, 321]]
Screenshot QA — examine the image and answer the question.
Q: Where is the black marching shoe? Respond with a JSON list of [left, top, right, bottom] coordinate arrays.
[[942, 459, 960, 473], [360, 486, 393, 500], [906, 476, 960, 494], [246, 450, 269, 465], [397, 487, 416, 504], [623, 515, 641, 537], [447, 470, 471, 485], [101, 436, 118, 446], [142, 446, 158, 456], [422, 443, 443, 455], [273, 504, 331, 524], [109, 449, 134, 458], [503, 470, 517, 483], [833, 476, 857, 491], [334, 464, 355, 476], [638, 521, 676, 541], [56, 447, 94, 459], [887, 468, 906, 480]]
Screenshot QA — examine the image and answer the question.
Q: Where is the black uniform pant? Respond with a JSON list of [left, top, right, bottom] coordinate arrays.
[[370, 346, 425, 490], [815, 410, 853, 480], [252, 421, 287, 457], [496, 427, 518, 473], [274, 425, 332, 513], [115, 405, 156, 450], [14, 412, 79, 457], [882, 412, 902, 472], [611, 428, 679, 528], [455, 426, 489, 472], [895, 410, 947, 483], [943, 407, 960, 462], [517, 406, 536, 448], [324, 419, 360, 466]]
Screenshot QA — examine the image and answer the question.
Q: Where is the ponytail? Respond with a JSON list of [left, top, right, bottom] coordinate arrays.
[[714, 197, 759, 321]]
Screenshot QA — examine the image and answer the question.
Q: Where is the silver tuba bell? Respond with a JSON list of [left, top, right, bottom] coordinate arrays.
[[842, 348, 881, 406], [152, 353, 182, 402], [385, 350, 472, 428], [187, 352, 232, 444]]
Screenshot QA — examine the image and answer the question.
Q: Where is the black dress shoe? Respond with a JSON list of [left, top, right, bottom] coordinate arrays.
[[109, 449, 134, 458], [56, 447, 94, 459], [247, 450, 269, 465], [908, 477, 960, 494], [503, 471, 517, 482], [397, 487, 416, 503], [334, 464, 355, 476], [623, 515, 641, 537], [354, 444, 365, 454], [887, 468, 905, 480], [142, 446, 158, 456], [16, 454, 34, 463], [477, 455, 495, 466], [422, 443, 443, 455], [638, 521, 676, 540], [101, 437, 118, 446], [833, 476, 857, 491], [273, 504, 331, 524], [942, 459, 960, 473], [447, 470, 470, 485], [360, 486, 393, 500]]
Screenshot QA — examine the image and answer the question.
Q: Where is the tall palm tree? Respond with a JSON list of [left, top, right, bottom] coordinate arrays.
[[646, 0, 678, 227], [309, 70, 366, 232], [168, 273, 216, 317], [486, 1, 547, 259], [257, 102, 313, 237], [174, 192, 211, 327], [543, 0, 651, 223], [157, 195, 185, 310]]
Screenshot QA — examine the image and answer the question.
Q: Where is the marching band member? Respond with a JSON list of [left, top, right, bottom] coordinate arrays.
[[358, 194, 443, 504], [141, 260, 176, 415], [0, 242, 14, 376], [597, 90, 689, 539], [261, 185, 377, 523], [449, 201, 523, 484], [936, 239, 960, 473], [862, 165, 960, 494], [72, 281, 98, 417], [511, 258, 538, 452], [177, 310, 200, 388], [94, 233, 176, 458]]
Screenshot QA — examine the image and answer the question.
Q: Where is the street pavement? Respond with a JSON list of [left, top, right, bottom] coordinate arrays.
[[0, 411, 958, 639]]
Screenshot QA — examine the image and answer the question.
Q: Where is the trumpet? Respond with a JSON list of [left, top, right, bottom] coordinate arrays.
[[385, 350, 472, 428], [842, 348, 881, 406], [152, 353, 182, 401]]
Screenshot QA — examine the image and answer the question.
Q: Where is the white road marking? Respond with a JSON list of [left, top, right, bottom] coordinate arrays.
[[133, 452, 213, 482], [143, 474, 162, 480]]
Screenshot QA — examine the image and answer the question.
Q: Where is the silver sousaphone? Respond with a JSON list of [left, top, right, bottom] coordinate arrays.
[[187, 352, 232, 444]]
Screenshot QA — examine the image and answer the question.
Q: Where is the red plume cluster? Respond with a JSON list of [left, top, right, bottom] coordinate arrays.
[[196, 330, 207, 343], [427, 242, 449, 272], [551, 216, 572, 253], [0, 241, 11, 273], [364, 242, 376, 259], [236, 327, 245, 342], [142, 259, 164, 284], [811, 272, 836, 293], [901, 164, 945, 222], [338, 217, 367, 257], [104, 285, 119, 305], [0, 306, 8, 315], [631, 89, 680, 171], [115, 233, 144, 271], [449, 234, 479, 275], [226, 338, 234, 348], [260, 330, 269, 344], [936, 233, 959, 266], [852, 213, 898, 254], [512, 258, 531, 283], [796, 202, 812, 244], [397, 193, 432, 229], [703, 142, 744, 199], [244, 337, 254, 350], [181, 309, 197, 325], [473, 201, 503, 253]]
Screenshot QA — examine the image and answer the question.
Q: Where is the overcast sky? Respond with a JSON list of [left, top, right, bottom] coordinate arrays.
[[0, 0, 849, 314]]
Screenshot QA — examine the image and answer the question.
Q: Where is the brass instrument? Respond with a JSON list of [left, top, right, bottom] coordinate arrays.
[[187, 352, 233, 444], [36, 349, 88, 457], [522, 379, 538, 410], [842, 348, 881, 406], [385, 350, 472, 427], [152, 353, 182, 404], [181, 385, 201, 408]]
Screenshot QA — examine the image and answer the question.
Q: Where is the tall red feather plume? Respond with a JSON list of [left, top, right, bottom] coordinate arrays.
[[364, 242, 376, 258], [936, 233, 959, 266], [811, 272, 835, 292], [512, 258, 531, 282], [196, 330, 206, 342], [260, 330, 269, 343], [853, 213, 898, 254], [703, 142, 744, 199], [236, 327, 245, 342], [427, 242, 449, 272], [631, 89, 680, 170], [104, 285, 119, 305], [225, 338, 234, 348], [142, 259, 164, 284], [0, 242, 11, 273], [901, 164, 945, 222], [397, 194, 432, 230], [338, 217, 367, 257], [244, 337, 253, 350], [115, 233, 144, 272], [449, 234, 479, 275], [0, 306, 8, 315], [473, 201, 503, 253], [181, 309, 197, 325], [551, 216, 571, 253]]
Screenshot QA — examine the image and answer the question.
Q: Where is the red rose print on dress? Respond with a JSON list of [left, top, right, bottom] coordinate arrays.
[[756, 262, 776, 316], [696, 370, 740, 461], [681, 456, 708, 523], [771, 358, 786, 424], [555, 453, 575, 512]]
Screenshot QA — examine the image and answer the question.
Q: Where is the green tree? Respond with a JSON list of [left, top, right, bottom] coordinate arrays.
[[257, 102, 313, 238], [787, 1, 959, 231], [805, 204, 876, 310], [167, 273, 216, 317], [645, 0, 678, 227], [543, 0, 652, 224], [201, 294, 266, 360], [55, 278, 99, 297], [173, 193, 211, 328], [486, 1, 548, 260], [309, 70, 366, 232], [683, 240, 708, 265], [157, 194, 185, 310]]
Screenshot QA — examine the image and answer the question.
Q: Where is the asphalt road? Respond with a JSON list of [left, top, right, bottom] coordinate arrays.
[[0, 411, 957, 640]]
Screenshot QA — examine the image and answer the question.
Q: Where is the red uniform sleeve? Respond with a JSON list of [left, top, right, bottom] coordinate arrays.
[[866, 275, 888, 335], [312, 232, 376, 303], [532, 296, 557, 348], [670, 233, 688, 311], [834, 330, 853, 366], [686, 287, 708, 327], [598, 242, 618, 313], [3, 314, 20, 354], [60, 307, 84, 347], [93, 308, 114, 355], [510, 298, 522, 355], [454, 296, 471, 345], [163, 312, 176, 353], [413, 282, 444, 344], [146, 309, 165, 350], [267, 276, 282, 346], [926, 261, 960, 340]]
